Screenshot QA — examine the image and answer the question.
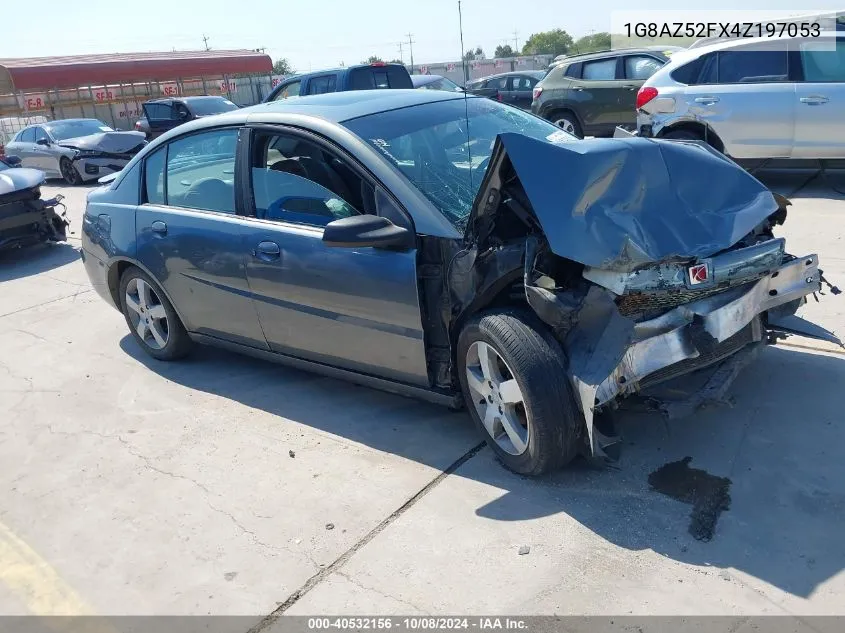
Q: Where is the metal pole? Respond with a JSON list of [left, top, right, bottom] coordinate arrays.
[[458, 1, 468, 84], [76, 87, 85, 117]]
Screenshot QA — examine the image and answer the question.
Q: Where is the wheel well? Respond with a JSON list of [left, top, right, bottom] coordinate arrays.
[[547, 107, 581, 128], [107, 260, 133, 308], [658, 121, 725, 153]]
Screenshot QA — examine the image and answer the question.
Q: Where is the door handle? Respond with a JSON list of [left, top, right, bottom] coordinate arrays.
[[253, 241, 281, 261], [151, 220, 167, 235], [573, 87, 584, 92], [623, 85, 638, 90], [800, 95, 829, 105], [694, 96, 719, 104]]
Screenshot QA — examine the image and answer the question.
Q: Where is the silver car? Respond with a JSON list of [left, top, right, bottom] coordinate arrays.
[[6, 119, 147, 185], [636, 33, 845, 159]]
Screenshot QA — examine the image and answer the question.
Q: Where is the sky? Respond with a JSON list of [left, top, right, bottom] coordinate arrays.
[[3, 0, 840, 71]]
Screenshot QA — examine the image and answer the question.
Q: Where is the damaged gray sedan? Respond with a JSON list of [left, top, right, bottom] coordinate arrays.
[[80, 90, 840, 475]]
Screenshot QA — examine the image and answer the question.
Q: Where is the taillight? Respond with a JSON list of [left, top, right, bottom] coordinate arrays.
[[134, 121, 141, 130], [636, 86, 658, 109], [533, 86, 543, 100], [497, 92, 503, 101]]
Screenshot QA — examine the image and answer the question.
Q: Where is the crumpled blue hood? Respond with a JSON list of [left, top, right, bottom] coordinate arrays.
[[498, 133, 779, 272], [0, 167, 45, 197]]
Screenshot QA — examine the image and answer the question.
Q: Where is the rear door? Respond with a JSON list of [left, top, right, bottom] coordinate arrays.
[[682, 45, 794, 158], [134, 127, 268, 348], [306, 74, 338, 95], [619, 54, 666, 126], [142, 102, 180, 139], [567, 56, 626, 135], [792, 36, 845, 158], [8, 128, 37, 168], [507, 75, 540, 109]]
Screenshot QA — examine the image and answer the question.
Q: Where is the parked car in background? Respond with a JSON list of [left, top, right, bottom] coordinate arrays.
[[411, 74, 464, 92], [465, 71, 546, 109], [265, 62, 413, 102], [81, 89, 835, 475], [637, 33, 845, 159], [1, 156, 68, 251], [532, 48, 672, 137], [136, 96, 239, 140], [5, 119, 146, 185]]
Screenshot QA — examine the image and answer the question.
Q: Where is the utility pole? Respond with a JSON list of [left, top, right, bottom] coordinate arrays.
[[512, 30, 519, 52], [398, 41, 404, 64], [202, 34, 210, 51], [406, 33, 415, 73]]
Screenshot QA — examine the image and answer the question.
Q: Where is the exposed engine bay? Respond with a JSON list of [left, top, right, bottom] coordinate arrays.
[[419, 133, 842, 461], [0, 166, 68, 251]]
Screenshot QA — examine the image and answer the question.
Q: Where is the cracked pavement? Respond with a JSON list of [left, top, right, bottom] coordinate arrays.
[[0, 175, 844, 620]]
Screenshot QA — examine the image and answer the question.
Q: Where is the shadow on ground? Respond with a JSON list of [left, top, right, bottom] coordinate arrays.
[[119, 332, 845, 599], [0, 242, 80, 281]]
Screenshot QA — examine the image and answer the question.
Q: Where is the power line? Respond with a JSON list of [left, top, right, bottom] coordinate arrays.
[[202, 34, 210, 51]]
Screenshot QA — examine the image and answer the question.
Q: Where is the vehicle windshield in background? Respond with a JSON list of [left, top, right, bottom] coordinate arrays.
[[424, 77, 464, 92], [188, 97, 240, 115], [46, 119, 113, 140], [343, 97, 570, 229]]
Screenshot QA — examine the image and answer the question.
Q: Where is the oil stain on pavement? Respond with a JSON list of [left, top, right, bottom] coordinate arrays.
[[648, 456, 732, 541]]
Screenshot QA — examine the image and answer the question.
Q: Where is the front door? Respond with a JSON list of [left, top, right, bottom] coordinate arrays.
[[240, 128, 430, 386], [792, 37, 845, 158], [142, 102, 180, 140], [134, 127, 268, 349], [32, 126, 59, 174]]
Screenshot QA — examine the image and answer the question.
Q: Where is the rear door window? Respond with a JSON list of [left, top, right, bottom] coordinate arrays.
[[582, 57, 618, 80], [163, 129, 239, 213], [624, 55, 664, 80], [799, 39, 845, 81], [144, 103, 173, 121], [19, 128, 36, 142], [348, 66, 413, 90], [307, 75, 338, 95], [717, 49, 788, 83], [563, 62, 582, 78]]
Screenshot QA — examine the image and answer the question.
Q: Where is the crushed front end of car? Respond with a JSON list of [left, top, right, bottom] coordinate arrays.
[[455, 132, 841, 461], [0, 167, 68, 251], [59, 131, 147, 180]]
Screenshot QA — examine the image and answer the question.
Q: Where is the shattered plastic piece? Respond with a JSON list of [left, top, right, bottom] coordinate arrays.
[[518, 545, 530, 555], [288, 450, 295, 458], [325, 523, 335, 530]]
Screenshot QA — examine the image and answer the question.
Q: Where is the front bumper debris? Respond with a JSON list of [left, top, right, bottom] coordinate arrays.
[[566, 252, 828, 459], [0, 193, 68, 251]]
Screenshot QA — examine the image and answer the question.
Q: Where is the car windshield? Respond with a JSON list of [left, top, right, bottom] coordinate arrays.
[[188, 97, 239, 115], [343, 97, 573, 230], [45, 119, 113, 141]]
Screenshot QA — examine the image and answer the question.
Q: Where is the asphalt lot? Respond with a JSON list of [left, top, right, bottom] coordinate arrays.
[[0, 168, 843, 620]]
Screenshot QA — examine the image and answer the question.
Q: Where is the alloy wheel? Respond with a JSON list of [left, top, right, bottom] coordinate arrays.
[[465, 341, 530, 455], [125, 277, 169, 350], [60, 159, 80, 185], [555, 117, 578, 136]]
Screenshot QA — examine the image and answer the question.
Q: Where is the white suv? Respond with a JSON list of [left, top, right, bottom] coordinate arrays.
[[636, 33, 845, 159]]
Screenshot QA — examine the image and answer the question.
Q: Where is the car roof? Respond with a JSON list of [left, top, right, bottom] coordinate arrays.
[[281, 62, 408, 82], [411, 74, 444, 86], [245, 88, 470, 123], [552, 47, 670, 66]]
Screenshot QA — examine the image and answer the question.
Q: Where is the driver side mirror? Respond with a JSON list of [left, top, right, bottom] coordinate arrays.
[[322, 214, 414, 249], [177, 109, 190, 120], [36, 138, 50, 146], [4, 155, 21, 167]]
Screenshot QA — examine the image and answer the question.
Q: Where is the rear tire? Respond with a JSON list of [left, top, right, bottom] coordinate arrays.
[[457, 309, 583, 476], [119, 266, 192, 361], [550, 111, 582, 138]]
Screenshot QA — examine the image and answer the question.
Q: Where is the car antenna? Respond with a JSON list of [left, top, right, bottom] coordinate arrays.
[[458, 0, 472, 189]]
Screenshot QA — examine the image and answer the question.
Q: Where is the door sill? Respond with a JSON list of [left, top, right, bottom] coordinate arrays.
[[189, 332, 462, 408]]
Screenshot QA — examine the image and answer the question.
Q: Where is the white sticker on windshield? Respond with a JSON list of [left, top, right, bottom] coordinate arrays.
[[546, 130, 575, 144]]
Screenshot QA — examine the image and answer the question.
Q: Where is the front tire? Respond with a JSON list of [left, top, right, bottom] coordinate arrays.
[[119, 266, 192, 361], [457, 310, 583, 476], [60, 157, 82, 186]]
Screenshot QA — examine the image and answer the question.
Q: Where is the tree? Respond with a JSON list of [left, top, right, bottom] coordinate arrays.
[[388, 59, 404, 64], [272, 58, 294, 75], [362, 55, 384, 64], [463, 46, 486, 61], [494, 44, 515, 58], [521, 29, 574, 56], [572, 32, 611, 54]]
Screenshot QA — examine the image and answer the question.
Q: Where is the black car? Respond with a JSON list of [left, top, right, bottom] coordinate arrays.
[[265, 62, 413, 102], [135, 96, 240, 140], [465, 71, 546, 109]]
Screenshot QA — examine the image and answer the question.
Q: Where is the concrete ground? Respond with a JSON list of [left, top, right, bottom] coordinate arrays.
[[0, 169, 843, 621]]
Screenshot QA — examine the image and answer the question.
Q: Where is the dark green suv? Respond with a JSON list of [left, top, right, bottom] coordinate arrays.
[[531, 48, 675, 138]]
